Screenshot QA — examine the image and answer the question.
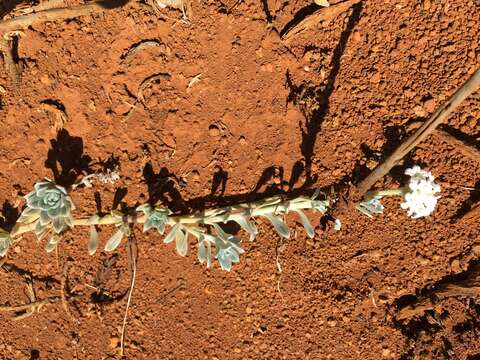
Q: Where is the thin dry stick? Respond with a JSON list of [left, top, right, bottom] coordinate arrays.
[[120, 232, 137, 357], [60, 260, 74, 319], [0, 297, 61, 312], [356, 69, 480, 199], [0, 0, 126, 33], [12, 0, 66, 15]]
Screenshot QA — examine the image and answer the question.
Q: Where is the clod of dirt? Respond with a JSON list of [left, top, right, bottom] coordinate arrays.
[[209, 124, 220, 137]]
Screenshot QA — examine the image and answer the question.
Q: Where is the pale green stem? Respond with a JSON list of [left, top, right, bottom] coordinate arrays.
[[365, 187, 409, 198], [9, 195, 328, 239]]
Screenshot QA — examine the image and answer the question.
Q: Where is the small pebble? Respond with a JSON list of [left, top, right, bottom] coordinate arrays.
[[110, 336, 120, 349], [209, 124, 220, 137]]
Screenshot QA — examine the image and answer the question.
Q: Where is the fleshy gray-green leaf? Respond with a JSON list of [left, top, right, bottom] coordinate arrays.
[[232, 216, 257, 241], [212, 223, 229, 242], [88, 225, 99, 255], [104, 228, 124, 252], [164, 224, 180, 244], [143, 218, 154, 233], [175, 228, 188, 257], [295, 210, 315, 238], [18, 208, 41, 224], [197, 239, 207, 264], [34, 220, 46, 239], [0, 231, 11, 257], [263, 213, 290, 239], [45, 236, 59, 253], [52, 216, 65, 234], [136, 203, 152, 214], [357, 196, 384, 218], [205, 240, 212, 268]]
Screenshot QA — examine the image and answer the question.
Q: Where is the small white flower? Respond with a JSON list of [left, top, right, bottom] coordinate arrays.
[[400, 166, 441, 218], [96, 167, 120, 184], [334, 218, 341, 231]]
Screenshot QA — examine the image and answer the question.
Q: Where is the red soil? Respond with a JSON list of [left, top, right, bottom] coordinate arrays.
[[0, 0, 479, 358]]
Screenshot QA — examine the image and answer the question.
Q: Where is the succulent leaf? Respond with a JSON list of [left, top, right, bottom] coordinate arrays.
[[175, 228, 188, 256], [263, 213, 290, 239], [232, 216, 257, 241], [88, 225, 99, 255], [164, 224, 180, 244], [45, 235, 59, 253], [21, 180, 74, 235], [295, 210, 315, 238], [0, 229, 11, 257], [104, 228, 124, 252], [214, 236, 244, 271]]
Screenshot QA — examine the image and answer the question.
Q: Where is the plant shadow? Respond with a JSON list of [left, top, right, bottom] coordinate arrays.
[[451, 180, 480, 221], [44, 129, 92, 189], [285, 2, 363, 190], [0, 200, 19, 231]]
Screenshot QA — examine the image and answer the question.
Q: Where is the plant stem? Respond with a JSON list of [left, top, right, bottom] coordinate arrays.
[[10, 195, 328, 239], [367, 188, 407, 198]]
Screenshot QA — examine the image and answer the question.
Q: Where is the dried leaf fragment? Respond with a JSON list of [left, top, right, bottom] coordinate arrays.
[[314, 0, 330, 7]]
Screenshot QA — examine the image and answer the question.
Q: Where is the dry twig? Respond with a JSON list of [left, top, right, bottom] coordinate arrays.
[[40, 101, 68, 133], [60, 259, 74, 319], [0, 0, 128, 33], [397, 264, 480, 320], [281, 0, 361, 40], [125, 73, 171, 118], [0, 274, 61, 320], [356, 69, 480, 199], [0, 297, 61, 314]]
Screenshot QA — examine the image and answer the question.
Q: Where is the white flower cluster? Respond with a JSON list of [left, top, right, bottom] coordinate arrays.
[[400, 166, 441, 219], [72, 167, 120, 190]]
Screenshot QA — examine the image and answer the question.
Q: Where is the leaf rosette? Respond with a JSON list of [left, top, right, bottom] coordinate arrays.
[[19, 180, 75, 238]]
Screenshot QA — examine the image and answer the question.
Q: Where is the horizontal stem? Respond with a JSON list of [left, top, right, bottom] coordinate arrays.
[[10, 195, 328, 239], [367, 188, 408, 198]]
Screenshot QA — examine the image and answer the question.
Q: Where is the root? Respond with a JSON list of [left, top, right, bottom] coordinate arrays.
[[0, 0, 129, 33]]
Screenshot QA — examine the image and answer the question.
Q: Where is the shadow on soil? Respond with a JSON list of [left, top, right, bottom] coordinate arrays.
[[45, 129, 92, 189], [451, 180, 480, 221], [0, 200, 19, 231], [394, 260, 480, 359], [285, 2, 363, 189]]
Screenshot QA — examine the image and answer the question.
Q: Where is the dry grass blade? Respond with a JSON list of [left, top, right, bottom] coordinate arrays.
[[0, 274, 61, 320], [11, 0, 66, 16], [121, 40, 163, 67], [153, 0, 191, 19], [120, 232, 137, 357], [187, 73, 202, 89], [60, 260, 74, 320]]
